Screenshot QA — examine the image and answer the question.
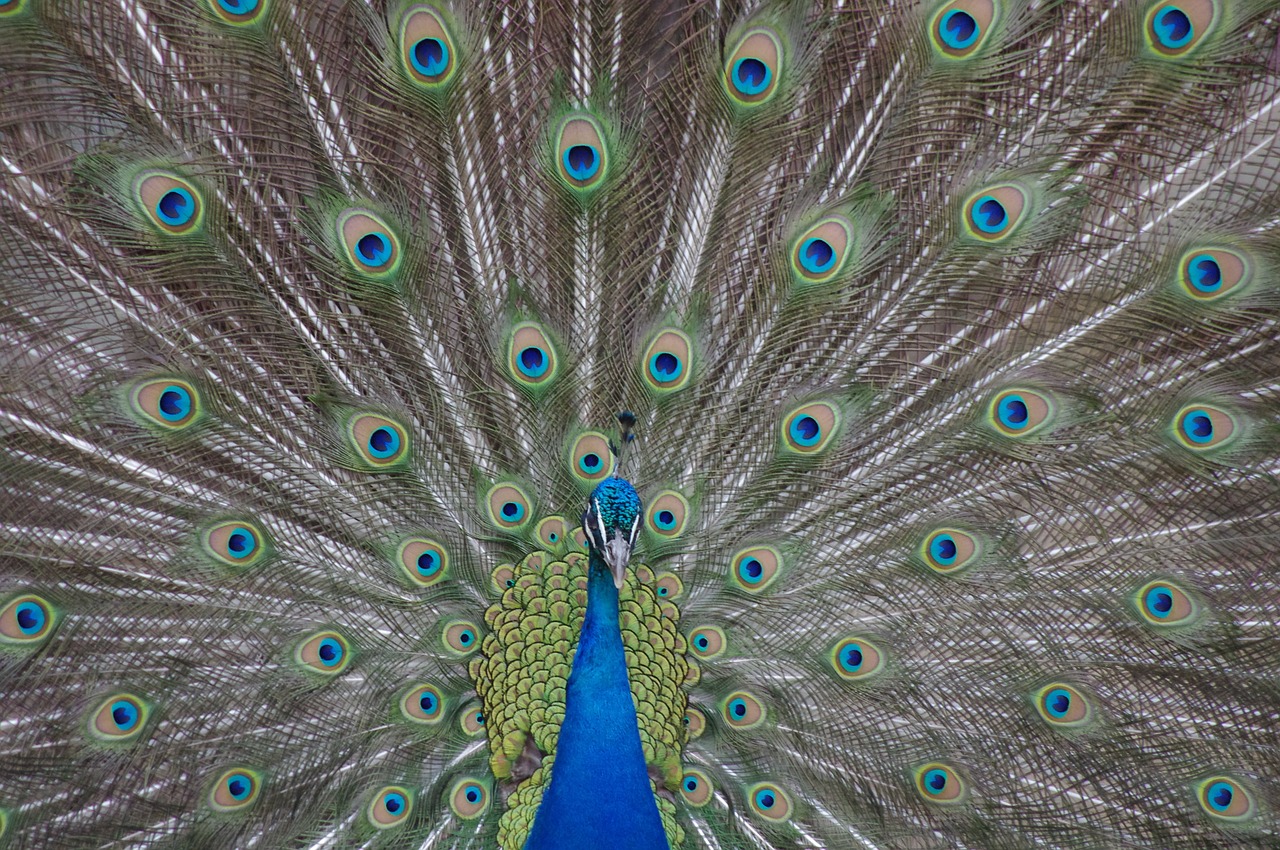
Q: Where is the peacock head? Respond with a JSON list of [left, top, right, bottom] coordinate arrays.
[[583, 477, 643, 589]]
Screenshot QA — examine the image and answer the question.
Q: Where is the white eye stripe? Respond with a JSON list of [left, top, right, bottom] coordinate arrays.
[[593, 498, 608, 543]]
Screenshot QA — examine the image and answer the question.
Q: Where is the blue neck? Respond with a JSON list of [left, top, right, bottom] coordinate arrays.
[[524, 551, 669, 850]]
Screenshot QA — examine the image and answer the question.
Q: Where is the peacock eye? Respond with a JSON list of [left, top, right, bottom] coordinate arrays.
[[688, 626, 725, 659], [791, 216, 853, 284], [450, 779, 489, 818], [915, 762, 967, 804], [0, 594, 58, 646], [920, 528, 980, 574], [645, 491, 689, 539], [1197, 776, 1255, 821], [442, 619, 481, 655], [337, 209, 401, 279], [781, 402, 840, 454], [569, 432, 614, 485], [397, 537, 449, 587], [962, 184, 1028, 241], [1172, 404, 1237, 451], [295, 631, 352, 676], [209, 768, 261, 811], [680, 769, 713, 806], [368, 786, 413, 828], [1177, 248, 1250, 300], [1134, 579, 1200, 628], [830, 636, 885, 682], [507, 323, 559, 389], [654, 572, 684, 600], [208, 0, 265, 25], [400, 6, 457, 86], [487, 482, 533, 531], [987, 388, 1054, 437], [88, 694, 150, 743], [724, 27, 783, 106], [642, 329, 693, 392], [202, 520, 269, 569], [554, 117, 609, 191], [722, 691, 765, 729], [136, 172, 203, 234], [130, 378, 202, 430], [400, 684, 445, 724], [460, 706, 485, 736], [1034, 683, 1093, 728], [346, 413, 410, 470], [1145, 1, 1219, 58], [729, 545, 783, 593], [930, 1, 998, 59], [747, 782, 792, 822], [490, 563, 516, 594], [535, 516, 567, 549], [684, 707, 707, 739]]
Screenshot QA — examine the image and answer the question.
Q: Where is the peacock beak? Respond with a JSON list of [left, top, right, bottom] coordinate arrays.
[[603, 533, 633, 590]]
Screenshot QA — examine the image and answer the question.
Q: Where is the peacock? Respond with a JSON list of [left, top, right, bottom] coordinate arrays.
[[2, 0, 1279, 847]]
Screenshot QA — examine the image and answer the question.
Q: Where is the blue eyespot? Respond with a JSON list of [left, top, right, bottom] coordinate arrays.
[[464, 784, 481, 803], [1153, 6, 1193, 49], [788, 415, 821, 446], [739, 557, 763, 583], [649, 352, 682, 381], [1044, 688, 1072, 718], [1145, 585, 1174, 618], [997, 394, 1029, 429], [218, 0, 258, 12], [226, 527, 256, 559], [411, 37, 448, 77], [732, 58, 771, 96], [727, 697, 747, 718], [420, 692, 437, 712], [1181, 409, 1213, 443], [156, 188, 195, 227], [15, 601, 45, 635], [563, 145, 600, 182], [158, 385, 192, 421], [939, 10, 978, 49], [417, 549, 442, 577], [317, 637, 344, 667], [1206, 781, 1233, 811], [227, 773, 252, 800], [972, 196, 1007, 233], [368, 426, 402, 459], [501, 501, 525, 522], [923, 769, 948, 794], [1187, 254, 1222, 293], [754, 788, 776, 809], [578, 453, 603, 475], [111, 700, 139, 731], [654, 509, 677, 531], [928, 533, 958, 566], [356, 232, 393, 268], [517, 346, 549, 378], [383, 791, 406, 814], [684, 776, 699, 792], [798, 237, 835, 274], [839, 643, 863, 673]]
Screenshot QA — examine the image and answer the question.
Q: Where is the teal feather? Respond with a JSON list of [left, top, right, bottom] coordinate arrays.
[[2, 1, 1279, 848]]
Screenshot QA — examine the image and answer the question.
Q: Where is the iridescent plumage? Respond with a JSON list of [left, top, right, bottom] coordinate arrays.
[[1, 1, 1279, 848]]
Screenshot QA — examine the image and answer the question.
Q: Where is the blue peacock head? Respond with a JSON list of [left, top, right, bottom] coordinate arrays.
[[582, 477, 642, 589]]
